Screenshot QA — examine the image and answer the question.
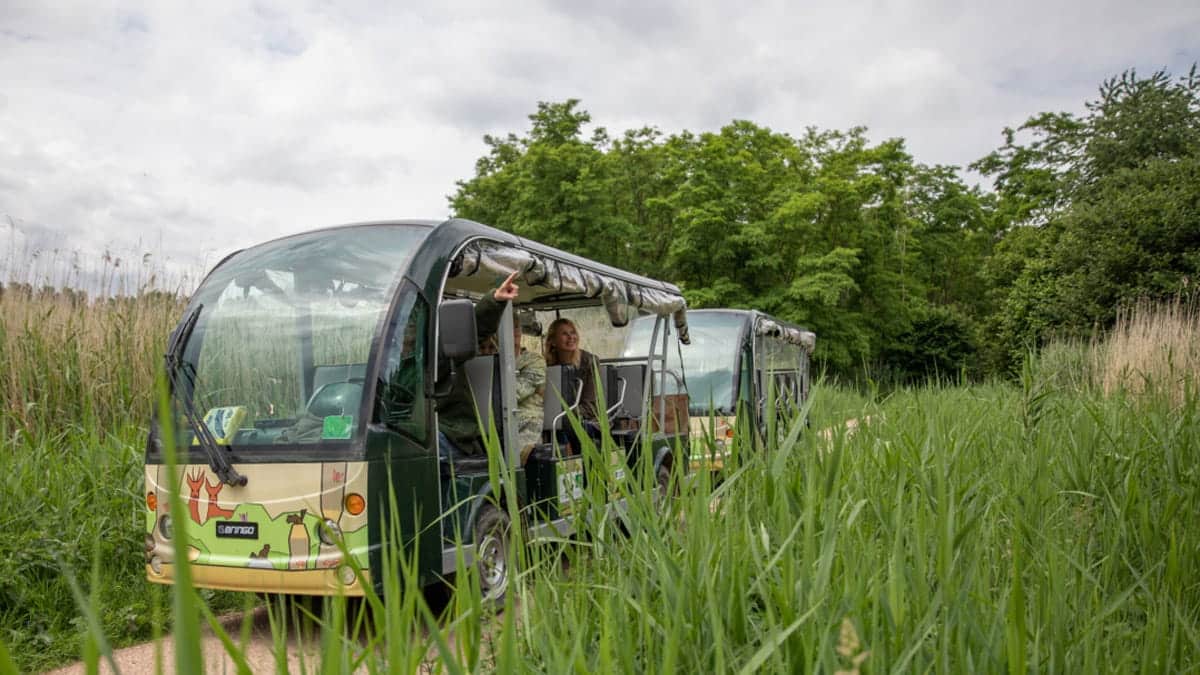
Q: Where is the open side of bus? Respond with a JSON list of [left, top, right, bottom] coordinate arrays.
[[431, 238, 691, 599], [751, 314, 816, 446], [143, 219, 690, 600]]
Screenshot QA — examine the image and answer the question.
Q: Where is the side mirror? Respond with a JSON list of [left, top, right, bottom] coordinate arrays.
[[438, 299, 477, 363]]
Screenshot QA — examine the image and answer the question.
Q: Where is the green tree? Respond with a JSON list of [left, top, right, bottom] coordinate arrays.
[[452, 101, 993, 381], [450, 99, 632, 266], [974, 66, 1200, 366]]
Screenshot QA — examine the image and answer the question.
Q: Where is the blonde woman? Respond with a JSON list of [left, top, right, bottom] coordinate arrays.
[[543, 317, 600, 430]]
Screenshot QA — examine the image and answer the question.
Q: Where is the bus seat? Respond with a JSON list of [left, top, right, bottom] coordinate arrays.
[[306, 363, 368, 420], [435, 354, 502, 473], [312, 363, 367, 391], [463, 355, 500, 436], [306, 381, 363, 419], [596, 362, 612, 414], [605, 362, 645, 422], [542, 364, 582, 433]]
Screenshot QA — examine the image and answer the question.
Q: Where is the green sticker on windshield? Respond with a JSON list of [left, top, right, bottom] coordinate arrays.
[[322, 415, 354, 440]]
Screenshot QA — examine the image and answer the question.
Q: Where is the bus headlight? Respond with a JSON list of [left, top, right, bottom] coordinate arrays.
[[159, 514, 173, 540], [345, 493, 365, 516], [318, 519, 341, 546]]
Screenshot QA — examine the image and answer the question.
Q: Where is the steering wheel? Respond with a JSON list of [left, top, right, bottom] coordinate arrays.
[[305, 379, 364, 418]]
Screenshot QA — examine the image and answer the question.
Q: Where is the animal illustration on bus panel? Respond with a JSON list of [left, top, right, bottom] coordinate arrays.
[[144, 461, 368, 579]]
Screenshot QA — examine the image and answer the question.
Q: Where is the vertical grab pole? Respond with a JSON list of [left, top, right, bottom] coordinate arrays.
[[645, 316, 663, 431], [497, 304, 519, 468], [658, 316, 669, 432]]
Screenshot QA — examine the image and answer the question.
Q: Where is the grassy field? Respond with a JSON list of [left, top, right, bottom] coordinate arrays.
[[1, 284, 1197, 672], [0, 284, 245, 672]]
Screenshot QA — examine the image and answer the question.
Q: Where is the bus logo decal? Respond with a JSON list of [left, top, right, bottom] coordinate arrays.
[[215, 522, 259, 539]]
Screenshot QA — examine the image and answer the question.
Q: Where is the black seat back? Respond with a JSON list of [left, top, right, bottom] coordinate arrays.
[[542, 364, 582, 432], [605, 362, 645, 422], [463, 355, 500, 434], [312, 363, 367, 391]]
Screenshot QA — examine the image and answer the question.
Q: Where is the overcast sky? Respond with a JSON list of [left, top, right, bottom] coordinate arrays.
[[2, 0, 1197, 290]]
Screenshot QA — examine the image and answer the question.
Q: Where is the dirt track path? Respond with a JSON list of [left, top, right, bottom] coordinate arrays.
[[43, 606, 322, 675], [44, 596, 509, 674], [43, 587, 502, 674]]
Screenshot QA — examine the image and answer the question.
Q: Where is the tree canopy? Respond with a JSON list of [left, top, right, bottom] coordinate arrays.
[[450, 67, 1200, 382], [973, 67, 1200, 366]]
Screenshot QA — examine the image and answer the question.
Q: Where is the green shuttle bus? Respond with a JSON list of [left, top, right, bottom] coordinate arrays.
[[143, 219, 691, 601], [624, 309, 814, 475]]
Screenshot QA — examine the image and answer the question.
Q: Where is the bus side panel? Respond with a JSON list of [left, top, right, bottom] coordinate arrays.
[[366, 447, 441, 591], [144, 461, 370, 595], [441, 467, 526, 544]]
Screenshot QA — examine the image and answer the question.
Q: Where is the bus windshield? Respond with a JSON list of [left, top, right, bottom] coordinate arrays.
[[175, 225, 428, 446], [625, 311, 744, 414]]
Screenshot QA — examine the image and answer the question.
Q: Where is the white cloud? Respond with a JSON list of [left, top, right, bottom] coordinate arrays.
[[1, 0, 1197, 288]]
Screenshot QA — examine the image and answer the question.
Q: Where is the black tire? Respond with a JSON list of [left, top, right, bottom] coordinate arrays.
[[653, 462, 675, 512], [473, 503, 512, 606]]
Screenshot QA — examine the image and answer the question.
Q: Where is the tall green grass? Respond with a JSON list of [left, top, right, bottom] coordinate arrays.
[[0, 284, 248, 673], [503, 378, 1199, 672], [39, 377, 1197, 673], [4, 282, 1198, 672], [1, 424, 155, 672]]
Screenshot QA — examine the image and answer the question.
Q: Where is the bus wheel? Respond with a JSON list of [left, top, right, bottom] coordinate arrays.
[[653, 463, 676, 512], [474, 504, 511, 606]]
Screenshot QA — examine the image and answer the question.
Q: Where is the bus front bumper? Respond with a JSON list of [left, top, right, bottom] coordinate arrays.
[[146, 563, 370, 597]]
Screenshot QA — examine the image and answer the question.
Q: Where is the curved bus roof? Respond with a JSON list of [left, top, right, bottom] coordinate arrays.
[[414, 218, 684, 298], [687, 308, 815, 352], [203, 218, 690, 339]]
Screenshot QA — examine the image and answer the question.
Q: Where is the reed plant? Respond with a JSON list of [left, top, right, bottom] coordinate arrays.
[[0, 284, 185, 443], [1092, 294, 1200, 406], [0, 260, 234, 672], [3, 275, 1198, 671], [15, 374, 1197, 673]]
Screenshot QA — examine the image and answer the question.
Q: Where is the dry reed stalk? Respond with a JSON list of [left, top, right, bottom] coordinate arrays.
[[1092, 294, 1200, 406], [0, 286, 185, 440]]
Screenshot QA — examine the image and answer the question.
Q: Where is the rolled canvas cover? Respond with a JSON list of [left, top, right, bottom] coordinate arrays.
[[450, 240, 690, 342]]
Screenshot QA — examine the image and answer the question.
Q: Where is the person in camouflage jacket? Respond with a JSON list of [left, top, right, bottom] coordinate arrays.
[[512, 316, 546, 459]]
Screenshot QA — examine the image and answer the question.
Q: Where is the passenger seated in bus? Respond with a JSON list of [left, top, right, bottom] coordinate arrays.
[[477, 334, 499, 356], [513, 313, 546, 463], [437, 272, 520, 459], [544, 317, 602, 450]]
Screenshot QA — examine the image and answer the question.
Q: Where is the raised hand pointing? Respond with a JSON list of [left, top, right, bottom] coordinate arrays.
[[493, 270, 520, 302]]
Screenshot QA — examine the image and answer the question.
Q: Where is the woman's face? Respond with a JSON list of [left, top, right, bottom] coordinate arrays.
[[552, 323, 579, 353]]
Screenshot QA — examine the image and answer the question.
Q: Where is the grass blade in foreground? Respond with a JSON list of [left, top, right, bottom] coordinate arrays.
[[155, 369, 204, 675]]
